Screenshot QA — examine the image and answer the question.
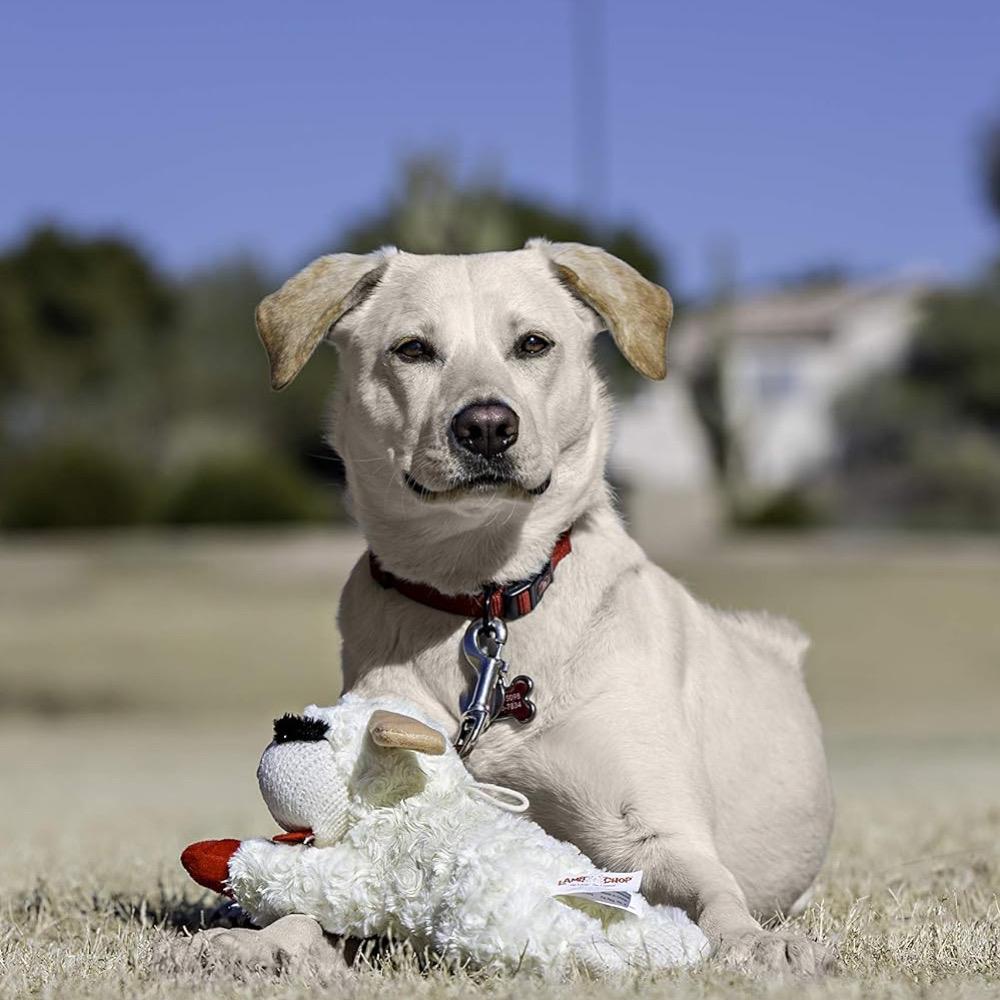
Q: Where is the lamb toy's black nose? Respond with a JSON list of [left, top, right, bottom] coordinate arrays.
[[451, 401, 519, 458]]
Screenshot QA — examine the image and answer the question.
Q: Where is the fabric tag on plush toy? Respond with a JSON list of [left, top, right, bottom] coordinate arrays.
[[552, 870, 644, 915]]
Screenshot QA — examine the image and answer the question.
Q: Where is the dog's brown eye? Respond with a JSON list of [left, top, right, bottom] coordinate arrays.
[[392, 338, 435, 362], [516, 333, 553, 357]]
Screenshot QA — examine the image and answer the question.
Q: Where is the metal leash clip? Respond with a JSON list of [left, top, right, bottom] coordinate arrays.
[[455, 616, 508, 758], [454, 613, 536, 758]]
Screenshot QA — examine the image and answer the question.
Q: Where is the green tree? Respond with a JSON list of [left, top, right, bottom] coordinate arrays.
[[340, 156, 663, 280], [0, 225, 174, 397], [162, 256, 341, 482], [984, 118, 1000, 224], [836, 266, 1000, 528], [907, 271, 1000, 431], [0, 231, 339, 528]]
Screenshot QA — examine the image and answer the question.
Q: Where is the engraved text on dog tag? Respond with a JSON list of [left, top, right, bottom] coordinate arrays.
[[497, 675, 536, 724]]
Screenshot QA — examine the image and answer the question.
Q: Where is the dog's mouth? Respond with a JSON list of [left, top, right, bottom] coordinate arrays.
[[403, 471, 551, 503]]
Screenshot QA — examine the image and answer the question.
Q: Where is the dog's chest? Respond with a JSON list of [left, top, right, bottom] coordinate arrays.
[[339, 575, 606, 739]]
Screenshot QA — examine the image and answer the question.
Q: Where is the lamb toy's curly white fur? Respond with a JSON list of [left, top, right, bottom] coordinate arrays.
[[189, 695, 708, 976]]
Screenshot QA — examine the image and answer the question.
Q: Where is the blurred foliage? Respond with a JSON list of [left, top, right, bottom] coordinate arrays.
[[0, 230, 338, 530], [908, 271, 1000, 429], [836, 264, 1000, 529], [731, 488, 830, 531], [0, 440, 148, 530], [158, 450, 335, 526], [906, 428, 1000, 530], [340, 156, 663, 281], [0, 226, 173, 396], [0, 156, 668, 530], [984, 118, 1000, 224]]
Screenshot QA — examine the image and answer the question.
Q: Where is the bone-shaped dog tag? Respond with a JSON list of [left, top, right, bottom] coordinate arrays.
[[497, 675, 536, 724]]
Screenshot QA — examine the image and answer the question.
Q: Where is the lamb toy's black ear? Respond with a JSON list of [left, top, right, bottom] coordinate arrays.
[[273, 713, 329, 743]]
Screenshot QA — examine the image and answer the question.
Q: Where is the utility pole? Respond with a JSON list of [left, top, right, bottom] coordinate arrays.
[[571, 0, 608, 225]]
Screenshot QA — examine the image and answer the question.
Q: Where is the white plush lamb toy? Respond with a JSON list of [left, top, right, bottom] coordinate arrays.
[[181, 694, 708, 976]]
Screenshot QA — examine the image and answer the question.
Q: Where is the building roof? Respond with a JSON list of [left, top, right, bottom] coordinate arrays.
[[672, 279, 932, 370]]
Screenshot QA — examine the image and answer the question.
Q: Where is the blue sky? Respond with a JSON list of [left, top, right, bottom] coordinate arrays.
[[2, 1, 998, 296]]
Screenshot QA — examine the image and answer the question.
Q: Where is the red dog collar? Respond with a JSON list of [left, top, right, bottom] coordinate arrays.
[[369, 530, 572, 620]]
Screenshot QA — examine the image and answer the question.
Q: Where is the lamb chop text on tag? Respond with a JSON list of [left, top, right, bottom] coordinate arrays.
[[552, 870, 644, 916]]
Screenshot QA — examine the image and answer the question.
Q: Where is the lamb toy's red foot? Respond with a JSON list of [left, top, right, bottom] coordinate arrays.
[[181, 831, 312, 895], [181, 839, 241, 895]]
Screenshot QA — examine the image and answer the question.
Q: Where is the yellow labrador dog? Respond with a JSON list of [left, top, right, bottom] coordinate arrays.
[[249, 240, 833, 973]]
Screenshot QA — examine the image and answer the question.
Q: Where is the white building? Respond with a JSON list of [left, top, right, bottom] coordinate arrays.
[[609, 279, 930, 543]]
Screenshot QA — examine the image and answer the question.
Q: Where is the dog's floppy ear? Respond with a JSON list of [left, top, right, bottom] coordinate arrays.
[[529, 239, 673, 380], [256, 250, 394, 390], [367, 710, 447, 756]]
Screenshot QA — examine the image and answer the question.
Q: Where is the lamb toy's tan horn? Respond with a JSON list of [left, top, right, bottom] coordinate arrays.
[[367, 710, 447, 755]]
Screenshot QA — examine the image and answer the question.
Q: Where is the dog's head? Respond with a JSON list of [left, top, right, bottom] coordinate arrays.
[[256, 240, 672, 541]]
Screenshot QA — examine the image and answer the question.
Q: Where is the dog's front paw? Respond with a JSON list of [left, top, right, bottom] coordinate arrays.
[[192, 925, 284, 971], [712, 929, 835, 976], [192, 914, 347, 973]]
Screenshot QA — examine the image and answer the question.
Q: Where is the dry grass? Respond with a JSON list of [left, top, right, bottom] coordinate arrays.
[[1, 529, 999, 998]]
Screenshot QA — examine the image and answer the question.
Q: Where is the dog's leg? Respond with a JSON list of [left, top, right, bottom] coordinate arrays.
[[193, 914, 349, 973], [638, 841, 834, 975]]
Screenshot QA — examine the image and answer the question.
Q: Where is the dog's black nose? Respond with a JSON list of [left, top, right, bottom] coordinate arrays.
[[451, 401, 519, 458]]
